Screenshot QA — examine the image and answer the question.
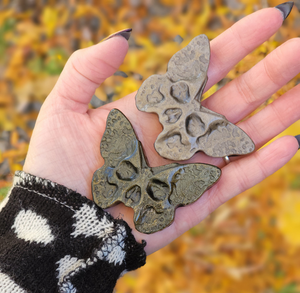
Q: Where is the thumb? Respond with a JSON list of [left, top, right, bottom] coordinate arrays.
[[48, 29, 131, 113]]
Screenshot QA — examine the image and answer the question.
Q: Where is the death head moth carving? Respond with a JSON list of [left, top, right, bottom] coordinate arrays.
[[92, 109, 221, 234], [135, 34, 255, 161]]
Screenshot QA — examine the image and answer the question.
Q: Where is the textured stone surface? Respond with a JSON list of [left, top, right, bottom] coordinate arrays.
[[135, 34, 255, 160], [92, 109, 221, 234]]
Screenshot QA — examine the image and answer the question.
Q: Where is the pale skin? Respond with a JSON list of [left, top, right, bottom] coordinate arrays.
[[24, 7, 300, 255]]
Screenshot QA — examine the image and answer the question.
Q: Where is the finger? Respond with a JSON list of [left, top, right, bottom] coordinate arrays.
[[48, 35, 129, 113], [239, 83, 300, 150], [205, 7, 285, 90], [173, 135, 299, 236], [203, 38, 300, 123]]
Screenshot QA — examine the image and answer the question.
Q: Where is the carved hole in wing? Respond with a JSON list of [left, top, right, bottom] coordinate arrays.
[[147, 179, 170, 201], [164, 133, 181, 149], [186, 114, 205, 137], [116, 161, 138, 181], [164, 108, 182, 124], [170, 82, 190, 104], [146, 86, 164, 105], [125, 185, 141, 205]]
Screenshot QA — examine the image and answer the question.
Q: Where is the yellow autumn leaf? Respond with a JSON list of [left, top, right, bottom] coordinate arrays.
[[12, 164, 23, 172], [95, 87, 107, 102], [194, 3, 211, 30], [73, 5, 94, 18], [235, 195, 250, 210], [0, 109, 14, 131], [41, 7, 58, 37], [278, 190, 300, 246], [0, 9, 13, 26]]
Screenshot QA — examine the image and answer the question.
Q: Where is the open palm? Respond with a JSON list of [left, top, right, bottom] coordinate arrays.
[[24, 7, 300, 255]]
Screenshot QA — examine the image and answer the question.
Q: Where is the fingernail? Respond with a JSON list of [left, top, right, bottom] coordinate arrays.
[[275, 2, 294, 20], [102, 28, 132, 42], [295, 135, 300, 149]]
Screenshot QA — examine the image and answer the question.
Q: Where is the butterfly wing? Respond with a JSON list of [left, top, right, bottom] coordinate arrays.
[[196, 119, 256, 157], [133, 163, 221, 234], [166, 34, 210, 100], [92, 109, 141, 209], [168, 164, 221, 206], [135, 74, 169, 112], [99, 109, 138, 167]]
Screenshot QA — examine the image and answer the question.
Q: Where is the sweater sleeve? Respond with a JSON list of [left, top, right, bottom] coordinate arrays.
[[0, 171, 146, 293]]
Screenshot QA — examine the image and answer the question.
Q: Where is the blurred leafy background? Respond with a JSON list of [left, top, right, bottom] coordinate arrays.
[[0, 0, 300, 292]]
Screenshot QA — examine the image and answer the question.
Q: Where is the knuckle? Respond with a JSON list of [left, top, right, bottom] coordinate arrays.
[[235, 161, 250, 192], [235, 75, 257, 106], [207, 184, 226, 214], [264, 38, 300, 85]]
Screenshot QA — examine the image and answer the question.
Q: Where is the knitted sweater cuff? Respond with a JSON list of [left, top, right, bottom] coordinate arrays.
[[0, 171, 146, 293]]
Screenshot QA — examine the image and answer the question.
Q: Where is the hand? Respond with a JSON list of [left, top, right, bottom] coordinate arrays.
[[24, 7, 300, 255]]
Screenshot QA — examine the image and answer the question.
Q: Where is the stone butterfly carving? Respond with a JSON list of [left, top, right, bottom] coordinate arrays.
[[92, 109, 221, 234], [135, 34, 255, 161]]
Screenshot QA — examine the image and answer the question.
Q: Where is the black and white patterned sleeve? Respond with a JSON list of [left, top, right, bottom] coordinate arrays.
[[0, 171, 146, 293]]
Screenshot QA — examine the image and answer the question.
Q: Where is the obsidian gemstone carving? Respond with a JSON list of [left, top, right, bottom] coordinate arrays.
[[92, 109, 221, 234], [135, 34, 255, 161]]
